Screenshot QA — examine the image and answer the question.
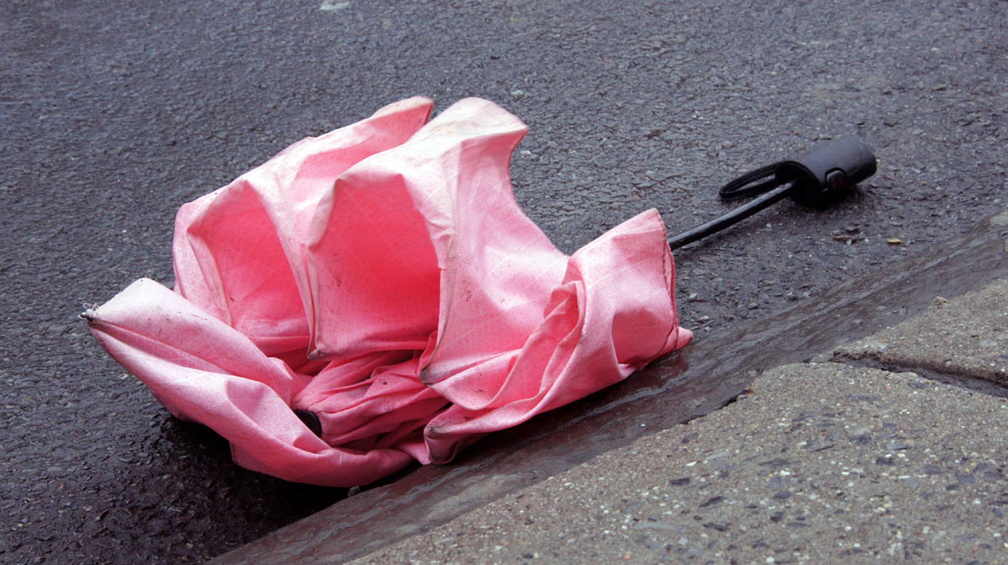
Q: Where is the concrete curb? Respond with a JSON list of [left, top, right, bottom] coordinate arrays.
[[353, 279, 1008, 562], [826, 279, 1008, 391]]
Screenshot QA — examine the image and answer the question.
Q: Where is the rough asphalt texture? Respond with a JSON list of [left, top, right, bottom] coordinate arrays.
[[2, 1, 1006, 563]]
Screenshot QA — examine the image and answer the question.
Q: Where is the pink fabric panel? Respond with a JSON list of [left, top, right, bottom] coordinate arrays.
[[85, 279, 414, 486], [422, 209, 691, 462], [172, 97, 434, 366]]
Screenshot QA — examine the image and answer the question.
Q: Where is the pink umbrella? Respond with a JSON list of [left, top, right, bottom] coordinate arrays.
[[84, 97, 692, 487]]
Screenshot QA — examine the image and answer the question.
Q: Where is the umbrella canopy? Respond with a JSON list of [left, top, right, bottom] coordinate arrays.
[[85, 97, 692, 487]]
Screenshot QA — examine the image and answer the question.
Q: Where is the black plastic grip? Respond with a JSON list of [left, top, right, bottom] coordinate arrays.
[[777, 137, 877, 208]]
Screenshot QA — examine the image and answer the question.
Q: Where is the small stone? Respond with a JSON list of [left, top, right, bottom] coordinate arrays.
[[885, 440, 909, 450], [698, 496, 724, 508], [319, 0, 351, 11]]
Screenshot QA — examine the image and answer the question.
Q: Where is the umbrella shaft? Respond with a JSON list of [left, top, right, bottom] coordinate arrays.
[[667, 182, 794, 250]]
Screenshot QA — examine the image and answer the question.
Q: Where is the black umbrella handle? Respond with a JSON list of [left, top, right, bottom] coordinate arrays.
[[778, 137, 878, 208], [668, 137, 877, 249]]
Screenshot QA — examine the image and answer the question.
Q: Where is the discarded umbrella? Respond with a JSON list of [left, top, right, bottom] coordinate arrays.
[[84, 97, 876, 487], [84, 97, 692, 487]]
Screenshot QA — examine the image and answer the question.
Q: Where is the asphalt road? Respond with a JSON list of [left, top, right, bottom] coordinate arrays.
[[2, 0, 1005, 563]]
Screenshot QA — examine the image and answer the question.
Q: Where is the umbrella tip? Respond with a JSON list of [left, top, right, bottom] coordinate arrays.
[[80, 304, 99, 323]]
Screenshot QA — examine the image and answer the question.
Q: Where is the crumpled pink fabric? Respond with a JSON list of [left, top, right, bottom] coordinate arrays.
[[85, 97, 692, 487]]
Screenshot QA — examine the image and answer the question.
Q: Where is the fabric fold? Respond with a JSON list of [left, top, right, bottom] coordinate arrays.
[[84, 279, 415, 486], [86, 97, 692, 487]]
